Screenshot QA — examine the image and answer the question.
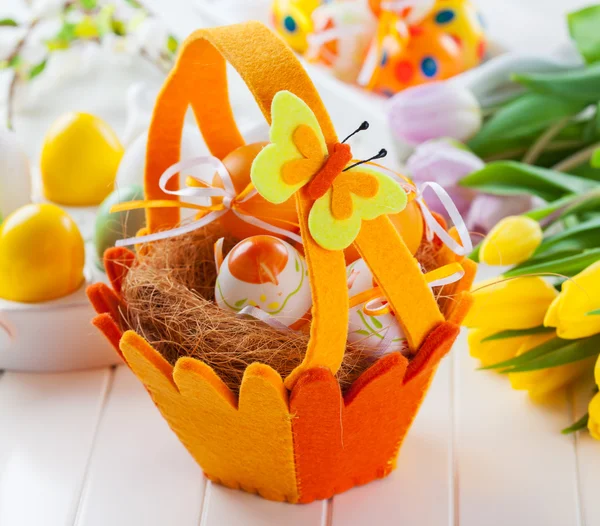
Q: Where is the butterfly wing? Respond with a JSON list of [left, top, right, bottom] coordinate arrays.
[[251, 91, 328, 204], [308, 165, 407, 250]]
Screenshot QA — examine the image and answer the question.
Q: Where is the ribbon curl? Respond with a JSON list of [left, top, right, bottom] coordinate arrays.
[[114, 156, 303, 247]]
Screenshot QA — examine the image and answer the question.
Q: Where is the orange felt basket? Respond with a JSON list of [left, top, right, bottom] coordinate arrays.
[[88, 21, 475, 504]]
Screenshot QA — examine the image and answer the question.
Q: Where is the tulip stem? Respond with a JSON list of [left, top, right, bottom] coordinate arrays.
[[484, 140, 585, 162], [552, 141, 600, 173], [523, 117, 571, 165]]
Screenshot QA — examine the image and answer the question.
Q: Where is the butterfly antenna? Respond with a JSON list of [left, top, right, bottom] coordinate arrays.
[[343, 148, 387, 172], [342, 121, 370, 143]]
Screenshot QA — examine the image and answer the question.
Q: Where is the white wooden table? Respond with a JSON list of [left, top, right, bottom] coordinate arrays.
[[2, 1, 600, 525]]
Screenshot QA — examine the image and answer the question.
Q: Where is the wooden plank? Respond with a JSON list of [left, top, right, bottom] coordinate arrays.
[[571, 376, 600, 526], [455, 319, 580, 526], [0, 368, 112, 526], [75, 365, 205, 526], [331, 356, 452, 526], [200, 480, 327, 526]]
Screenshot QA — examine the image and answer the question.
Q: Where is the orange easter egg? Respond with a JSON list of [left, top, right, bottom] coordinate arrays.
[[212, 143, 299, 241]]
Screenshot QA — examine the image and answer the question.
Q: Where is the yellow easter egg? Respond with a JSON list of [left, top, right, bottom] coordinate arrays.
[[41, 112, 124, 206], [0, 204, 85, 303]]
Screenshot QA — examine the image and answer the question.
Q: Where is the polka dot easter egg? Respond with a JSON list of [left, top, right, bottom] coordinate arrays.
[[215, 235, 312, 328], [272, 0, 326, 53], [359, 0, 485, 95], [347, 258, 407, 355]]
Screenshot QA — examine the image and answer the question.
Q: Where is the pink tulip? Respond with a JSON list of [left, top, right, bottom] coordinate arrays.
[[388, 81, 482, 146], [406, 139, 483, 217], [467, 194, 539, 236]]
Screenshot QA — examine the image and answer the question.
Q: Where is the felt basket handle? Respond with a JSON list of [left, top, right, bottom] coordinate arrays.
[[143, 22, 350, 388]]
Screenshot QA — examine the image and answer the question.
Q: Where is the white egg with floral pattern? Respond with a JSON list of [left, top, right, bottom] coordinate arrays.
[[215, 235, 312, 329], [347, 258, 407, 355]]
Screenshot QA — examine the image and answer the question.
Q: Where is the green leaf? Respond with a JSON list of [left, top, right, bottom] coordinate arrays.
[[459, 161, 598, 201], [536, 216, 600, 257], [468, 94, 587, 157], [481, 327, 556, 343], [592, 147, 600, 168], [8, 55, 22, 68], [111, 19, 126, 36], [469, 242, 481, 262], [562, 413, 589, 434], [370, 316, 383, 329], [569, 5, 600, 64], [587, 309, 600, 316], [481, 337, 569, 370], [0, 18, 18, 27], [167, 34, 178, 54], [79, 0, 97, 9], [505, 248, 600, 278], [513, 64, 600, 104], [28, 58, 47, 79], [503, 334, 600, 373], [234, 298, 247, 307]]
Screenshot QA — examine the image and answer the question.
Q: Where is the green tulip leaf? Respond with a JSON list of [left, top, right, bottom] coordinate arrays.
[[480, 337, 569, 370], [513, 64, 600, 104], [587, 309, 600, 316], [502, 334, 600, 373], [481, 326, 555, 343], [505, 248, 600, 278], [569, 5, 600, 64], [0, 18, 18, 27], [28, 59, 47, 80], [535, 216, 600, 256], [460, 161, 598, 201], [562, 413, 589, 434], [468, 94, 587, 157], [592, 147, 600, 168], [469, 243, 481, 262]]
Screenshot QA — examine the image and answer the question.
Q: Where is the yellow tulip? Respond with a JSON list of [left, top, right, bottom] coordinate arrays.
[[509, 332, 593, 400], [544, 261, 600, 339], [479, 216, 542, 266], [468, 328, 533, 367], [588, 393, 600, 440], [463, 276, 558, 330]]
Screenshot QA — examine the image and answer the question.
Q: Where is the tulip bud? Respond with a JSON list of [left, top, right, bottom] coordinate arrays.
[[468, 328, 532, 368], [509, 333, 592, 400], [406, 139, 482, 216], [463, 276, 558, 330], [479, 215, 543, 266], [388, 81, 482, 146], [466, 193, 538, 235], [544, 261, 600, 339]]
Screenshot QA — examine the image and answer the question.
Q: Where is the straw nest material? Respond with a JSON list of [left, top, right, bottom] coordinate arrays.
[[120, 223, 444, 394]]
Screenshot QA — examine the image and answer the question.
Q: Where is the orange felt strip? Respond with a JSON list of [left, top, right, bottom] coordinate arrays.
[[354, 216, 444, 350], [92, 313, 124, 359], [447, 291, 474, 326], [291, 352, 408, 503], [405, 321, 459, 383], [104, 247, 136, 295], [146, 23, 349, 388], [119, 332, 299, 502], [86, 283, 122, 325]]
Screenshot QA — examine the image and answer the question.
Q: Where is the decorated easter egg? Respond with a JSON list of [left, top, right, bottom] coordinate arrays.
[[0, 204, 85, 303], [306, 1, 376, 83], [41, 112, 124, 206], [0, 128, 31, 220], [212, 143, 299, 240], [359, 0, 484, 96], [272, 0, 324, 53], [347, 258, 407, 354], [369, 0, 436, 23], [215, 235, 312, 328], [94, 185, 146, 269]]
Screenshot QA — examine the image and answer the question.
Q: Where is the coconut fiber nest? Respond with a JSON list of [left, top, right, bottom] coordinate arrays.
[[119, 223, 446, 395]]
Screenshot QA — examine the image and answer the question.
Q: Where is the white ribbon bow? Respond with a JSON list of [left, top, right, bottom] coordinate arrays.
[[116, 156, 304, 247]]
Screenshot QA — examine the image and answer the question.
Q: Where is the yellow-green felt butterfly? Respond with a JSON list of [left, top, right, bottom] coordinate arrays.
[[250, 90, 407, 251]]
